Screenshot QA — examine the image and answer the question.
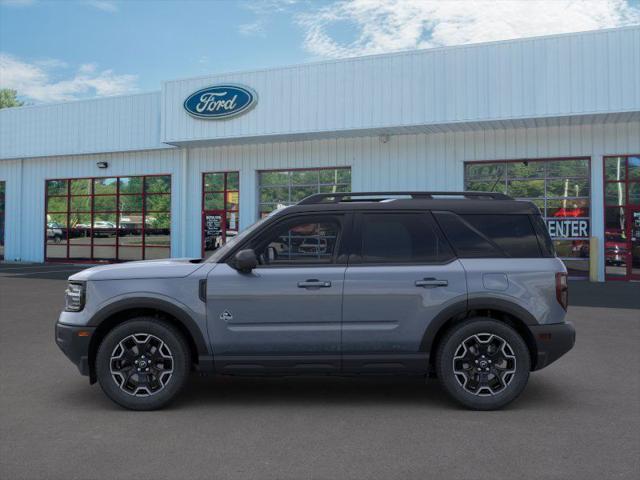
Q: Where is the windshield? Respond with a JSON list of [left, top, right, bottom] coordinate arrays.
[[205, 210, 283, 263]]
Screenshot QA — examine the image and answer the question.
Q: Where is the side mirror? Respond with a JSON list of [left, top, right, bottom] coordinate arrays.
[[233, 249, 258, 273]]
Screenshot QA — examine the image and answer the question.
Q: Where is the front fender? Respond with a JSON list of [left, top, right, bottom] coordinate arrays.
[[87, 294, 210, 356]]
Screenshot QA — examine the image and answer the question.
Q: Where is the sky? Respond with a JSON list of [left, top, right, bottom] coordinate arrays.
[[1, 0, 639, 104]]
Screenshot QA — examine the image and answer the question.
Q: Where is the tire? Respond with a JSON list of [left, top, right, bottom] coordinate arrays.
[[436, 318, 530, 410], [96, 318, 191, 410]]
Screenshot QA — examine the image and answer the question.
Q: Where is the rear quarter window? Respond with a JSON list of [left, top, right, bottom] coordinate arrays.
[[434, 212, 543, 258], [461, 214, 542, 258]]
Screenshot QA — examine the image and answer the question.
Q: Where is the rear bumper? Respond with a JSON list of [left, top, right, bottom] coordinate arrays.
[[55, 322, 95, 377], [530, 321, 576, 371]]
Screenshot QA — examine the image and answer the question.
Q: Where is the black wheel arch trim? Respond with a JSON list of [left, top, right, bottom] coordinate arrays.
[[466, 297, 538, 326], [86, 297, 209, 357], [420, 297, 538, 354]]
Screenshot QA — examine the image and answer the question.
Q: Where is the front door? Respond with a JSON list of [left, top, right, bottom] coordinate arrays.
[[206, 213, 349, 373], [341, 212, 467, 373]]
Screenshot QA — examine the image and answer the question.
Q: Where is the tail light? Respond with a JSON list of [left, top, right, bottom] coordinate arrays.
[[556, 272, 568, 310]]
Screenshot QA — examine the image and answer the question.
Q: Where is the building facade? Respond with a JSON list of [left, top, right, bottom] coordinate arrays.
[[1, 27, 639, 281]]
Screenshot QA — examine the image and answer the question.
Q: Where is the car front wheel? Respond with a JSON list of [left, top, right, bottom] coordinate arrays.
[[96, 318, 190, 410], [436, 318, 530, 410]]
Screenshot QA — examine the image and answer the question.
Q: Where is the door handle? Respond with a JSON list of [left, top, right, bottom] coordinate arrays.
[[415, 278, 448, 288], [297, 279, 332, 288]]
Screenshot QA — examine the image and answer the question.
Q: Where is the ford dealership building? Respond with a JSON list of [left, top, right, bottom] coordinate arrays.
[[1, 26, 639, 281]]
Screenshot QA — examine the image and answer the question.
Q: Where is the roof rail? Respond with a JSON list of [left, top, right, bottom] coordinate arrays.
[[297, 191, 512, 205]]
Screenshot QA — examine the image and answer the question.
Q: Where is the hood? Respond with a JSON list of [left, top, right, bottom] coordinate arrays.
[[69, 258, 205, 281]]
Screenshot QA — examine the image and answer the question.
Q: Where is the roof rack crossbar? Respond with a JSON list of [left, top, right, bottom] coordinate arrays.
[[297, 191, 512, 205]]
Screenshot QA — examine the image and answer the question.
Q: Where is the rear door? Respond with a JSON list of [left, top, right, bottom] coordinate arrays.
[[341, 211, 467, 373]]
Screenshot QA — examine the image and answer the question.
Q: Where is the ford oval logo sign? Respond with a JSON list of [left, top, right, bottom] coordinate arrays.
[[183, 84, 257, 119]]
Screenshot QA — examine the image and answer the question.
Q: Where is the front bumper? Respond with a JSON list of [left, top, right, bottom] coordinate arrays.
[[530, 321, 576, 371], [55, 322, 95, 377]]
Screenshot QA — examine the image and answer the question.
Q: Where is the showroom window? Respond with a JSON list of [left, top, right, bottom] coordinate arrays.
[[464, 158, 591, 277], [0, 181, 5, 260], [603, 155, 640, 280], [45, 175, 171, 262], [258, 167, 351, 217], [202, 171, 239, 258]]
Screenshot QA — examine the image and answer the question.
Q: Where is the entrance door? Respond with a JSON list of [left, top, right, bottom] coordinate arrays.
[[604, 156, 640, 281], [203, 210, 238, 258], [630, 208, 640, 280], [202, 172, 239, 258]]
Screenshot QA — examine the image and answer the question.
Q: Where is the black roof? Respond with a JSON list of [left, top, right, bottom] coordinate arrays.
[[276, 191, 540, 216]]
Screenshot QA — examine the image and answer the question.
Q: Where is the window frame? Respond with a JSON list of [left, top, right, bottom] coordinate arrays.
[[349, 210, 457, 266], [0, 180, 5, 260], [257, 166, 351, 218], [602, 154, 640, 281], [44, 174, 171, 263], [201, 171, 240, 258], [464, 157, 591, 274]]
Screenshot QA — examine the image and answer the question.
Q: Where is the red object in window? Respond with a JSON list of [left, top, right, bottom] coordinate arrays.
[[553, 207, 585, 217]]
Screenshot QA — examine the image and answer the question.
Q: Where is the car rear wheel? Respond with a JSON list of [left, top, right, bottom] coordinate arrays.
[[436, 318, 530, 410], [96, 318, 190, 410]]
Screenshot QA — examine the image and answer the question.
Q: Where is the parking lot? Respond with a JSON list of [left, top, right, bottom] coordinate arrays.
[[1, 263, 639, 480]]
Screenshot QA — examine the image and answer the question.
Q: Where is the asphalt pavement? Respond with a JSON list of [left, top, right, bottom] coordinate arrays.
[[0, 264, 639, 480]]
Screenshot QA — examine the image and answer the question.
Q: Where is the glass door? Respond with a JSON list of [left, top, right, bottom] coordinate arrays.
[[631, 207, 640, 280], [604, 155, 640, 281], [202, 172, 239, 259]]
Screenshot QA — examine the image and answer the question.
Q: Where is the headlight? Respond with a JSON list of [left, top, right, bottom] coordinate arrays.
[[64, 282, 86, 312]]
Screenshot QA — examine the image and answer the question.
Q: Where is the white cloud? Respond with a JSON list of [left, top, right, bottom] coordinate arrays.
[[297, 0, 640, 58], [238, 19, 267, 36], [84, 0, 118, 13], [0, 53, 138, 103]]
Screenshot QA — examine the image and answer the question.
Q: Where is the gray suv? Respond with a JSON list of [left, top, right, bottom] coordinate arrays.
[[56, 191, 575, 410]]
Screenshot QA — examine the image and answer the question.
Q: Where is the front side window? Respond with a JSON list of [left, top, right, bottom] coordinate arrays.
[[45, 175, 171, 262], [358, 213, 454, 264], [252, 215, 342, 266], [258, 168, 351, 217]]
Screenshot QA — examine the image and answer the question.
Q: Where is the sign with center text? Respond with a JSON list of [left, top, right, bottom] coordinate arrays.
[[184, 84, 257, 119], [546, 218, 590, 239]]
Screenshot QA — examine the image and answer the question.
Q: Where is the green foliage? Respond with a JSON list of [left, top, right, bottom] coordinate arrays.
[[0, 89, 24, 109]]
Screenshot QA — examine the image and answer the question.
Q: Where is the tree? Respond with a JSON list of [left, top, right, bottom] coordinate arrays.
[[0, 89, 24, 109]]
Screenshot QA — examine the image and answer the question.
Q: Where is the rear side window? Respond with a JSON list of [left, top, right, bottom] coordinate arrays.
[[531, 214, 556, 257], [358, 213, 454, 264], [434, 212, 542, 258], [433, 211, 503, 258]]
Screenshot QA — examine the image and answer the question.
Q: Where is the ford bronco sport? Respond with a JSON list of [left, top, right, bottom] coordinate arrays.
[[56, 191, 575, 410]]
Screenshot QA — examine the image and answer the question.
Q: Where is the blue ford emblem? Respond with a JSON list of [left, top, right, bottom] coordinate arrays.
[[183, 84, 257, 119]]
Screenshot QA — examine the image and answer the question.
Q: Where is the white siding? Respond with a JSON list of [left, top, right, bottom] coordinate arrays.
[[162, 27, 640, 145], [0, 149, 183, 262], [178, 120, 638, 280], [0, 92, 168, 160]]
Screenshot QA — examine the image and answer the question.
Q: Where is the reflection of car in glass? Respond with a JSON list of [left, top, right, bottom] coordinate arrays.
[[298, 237, 328, 254], [46, 222, 64, 243], [92, 221, 116, 238], [56, 191, 575, 412], [605, 233, 628, 266]]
